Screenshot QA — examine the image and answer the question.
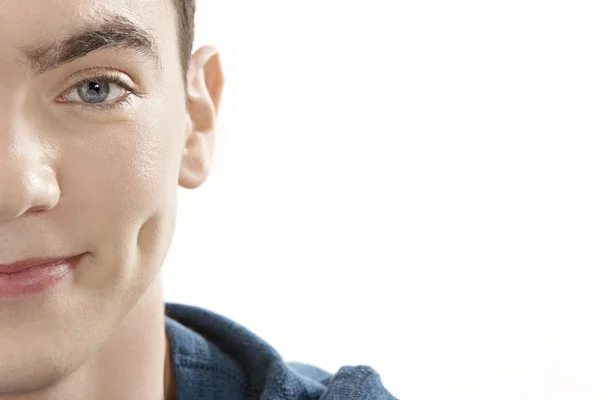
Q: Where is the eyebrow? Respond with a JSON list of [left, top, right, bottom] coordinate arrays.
[[19, 14, 161, 76]]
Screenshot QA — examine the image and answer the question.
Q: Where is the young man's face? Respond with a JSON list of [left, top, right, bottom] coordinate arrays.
[[0, 0, 219, 392]]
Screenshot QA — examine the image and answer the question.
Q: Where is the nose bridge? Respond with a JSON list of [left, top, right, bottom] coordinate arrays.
[[0, 107, 60, 222]]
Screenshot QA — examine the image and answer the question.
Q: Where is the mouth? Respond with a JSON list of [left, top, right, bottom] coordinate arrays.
[[0, 254, 84, 274], [0, 253, 86, 299]]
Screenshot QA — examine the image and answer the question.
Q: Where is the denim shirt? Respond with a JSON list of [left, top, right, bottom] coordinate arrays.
[[165, 302, 398, 399]]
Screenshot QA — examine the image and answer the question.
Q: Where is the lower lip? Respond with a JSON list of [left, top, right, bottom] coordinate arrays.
[[0, 254, 85, 299]]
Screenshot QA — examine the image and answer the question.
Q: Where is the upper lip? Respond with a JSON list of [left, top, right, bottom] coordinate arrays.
[[0, 255, 80, 274]]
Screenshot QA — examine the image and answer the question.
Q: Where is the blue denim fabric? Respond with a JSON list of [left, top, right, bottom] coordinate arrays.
[[165, 302, 398, 399]]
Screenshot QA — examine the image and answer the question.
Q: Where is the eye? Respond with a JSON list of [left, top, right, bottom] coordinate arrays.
[[63, 79, 128, 104]]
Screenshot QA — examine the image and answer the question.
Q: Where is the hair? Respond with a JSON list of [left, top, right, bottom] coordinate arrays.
[[171, 0, 196, 84]]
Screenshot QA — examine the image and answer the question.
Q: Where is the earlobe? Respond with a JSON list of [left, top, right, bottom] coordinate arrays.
[[178, 46, 224, 189]]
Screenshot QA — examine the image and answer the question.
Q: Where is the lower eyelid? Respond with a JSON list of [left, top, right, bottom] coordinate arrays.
[[62, 96, 135, 115]]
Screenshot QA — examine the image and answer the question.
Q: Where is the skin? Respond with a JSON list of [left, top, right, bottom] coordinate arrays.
[[0, 0, 223, 399]]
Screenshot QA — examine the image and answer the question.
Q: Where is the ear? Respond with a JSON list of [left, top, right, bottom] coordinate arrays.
[[178, 45, 224, 189]]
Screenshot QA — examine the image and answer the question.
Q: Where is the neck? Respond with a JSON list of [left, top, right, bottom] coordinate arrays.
[[164, 318, 176, 400], [90, 274, 173, 400]]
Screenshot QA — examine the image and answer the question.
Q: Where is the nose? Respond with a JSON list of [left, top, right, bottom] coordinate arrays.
[[0, 133, 60, 222]]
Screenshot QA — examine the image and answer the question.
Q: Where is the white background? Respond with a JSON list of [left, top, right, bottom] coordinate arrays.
[[163, 1, 600, 399]]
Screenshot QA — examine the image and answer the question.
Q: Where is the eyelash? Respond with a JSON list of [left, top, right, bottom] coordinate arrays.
[[60, 72, 144, 112]]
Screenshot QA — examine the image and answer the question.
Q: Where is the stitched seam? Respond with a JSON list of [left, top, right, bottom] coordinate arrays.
[[173, 358, 263, 396]]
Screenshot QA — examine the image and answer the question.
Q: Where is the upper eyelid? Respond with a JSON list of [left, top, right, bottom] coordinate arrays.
[[62, 68, 117, 87], [59, 68, 143, 96], [65, 75, 131, 95]]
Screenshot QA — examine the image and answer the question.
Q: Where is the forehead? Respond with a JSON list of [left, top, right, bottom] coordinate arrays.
[[0, 0, 177, 68]]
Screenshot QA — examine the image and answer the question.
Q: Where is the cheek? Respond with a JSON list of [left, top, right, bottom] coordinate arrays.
[[51, 109, 184, 309], [55, 107, 184, 258], [81, 118, 174, 204]]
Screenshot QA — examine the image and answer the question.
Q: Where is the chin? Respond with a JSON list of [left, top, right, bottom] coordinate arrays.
[[0, 347, 76, 396]]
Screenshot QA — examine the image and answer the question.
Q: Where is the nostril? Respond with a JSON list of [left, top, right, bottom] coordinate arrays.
[[26, 206, 48, 215]]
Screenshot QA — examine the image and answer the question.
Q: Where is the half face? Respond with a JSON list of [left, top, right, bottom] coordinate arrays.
[[0, 0, 197, 392]]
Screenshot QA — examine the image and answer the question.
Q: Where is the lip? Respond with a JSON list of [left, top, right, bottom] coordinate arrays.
[[0, 255, 83, 274], [0, 253, 85, 299]]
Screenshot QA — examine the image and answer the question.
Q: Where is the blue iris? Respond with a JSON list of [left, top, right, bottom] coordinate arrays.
[[77, 80, 110, 104]]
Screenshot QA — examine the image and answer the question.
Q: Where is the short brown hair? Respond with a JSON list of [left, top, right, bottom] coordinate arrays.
[[171, 0, 195, 84]]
